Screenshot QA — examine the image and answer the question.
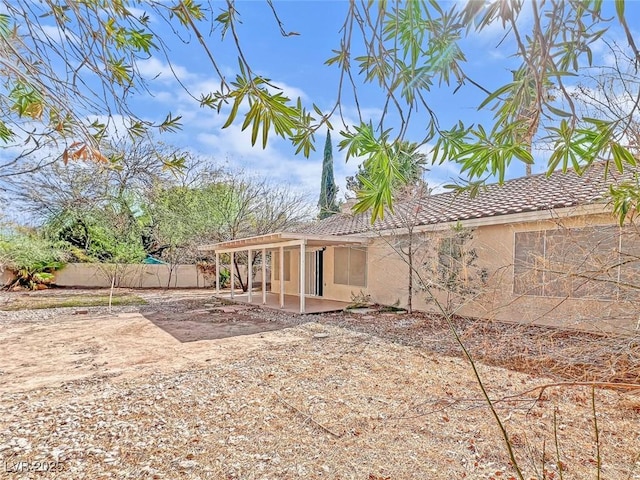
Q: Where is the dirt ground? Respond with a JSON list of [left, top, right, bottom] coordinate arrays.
[[0, 289, 639, 479], [0, 291, 295, 393]]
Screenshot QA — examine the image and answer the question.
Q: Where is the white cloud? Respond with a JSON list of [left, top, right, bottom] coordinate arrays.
[[268, 81, 308, 101], [193, 120, 363, 204], [138, 57, 196, 84]]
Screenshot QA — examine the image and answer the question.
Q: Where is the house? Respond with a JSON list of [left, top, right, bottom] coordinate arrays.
[[201, 163, 640, 334]]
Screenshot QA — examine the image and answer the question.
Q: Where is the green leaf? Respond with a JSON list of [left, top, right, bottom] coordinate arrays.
[[158, 113, 183, 133], [0, 13, 11, 38], [0, 120, 15, 143]]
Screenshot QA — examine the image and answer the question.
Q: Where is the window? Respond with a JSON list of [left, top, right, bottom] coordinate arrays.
[[334, 247, 367, 287], [513, 231, 545, 296], [272, 250, 291, 281], [514, 226, 631, 299]]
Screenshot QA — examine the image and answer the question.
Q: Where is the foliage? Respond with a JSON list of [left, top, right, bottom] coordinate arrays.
[[318, 130, 339, 219], [44, 206, 147, 264], [146, 169, 313, 283], [0, 230, 66, 289], [9, 137, 313, 274], [435, 225, 479, 293], [346, 140, 428, 201], [610, 174, 640, 225], [201, 264, 232, 289], [0, 0, 184, 174], [3, 1, 640, 223], [346, 290, 372, 309]]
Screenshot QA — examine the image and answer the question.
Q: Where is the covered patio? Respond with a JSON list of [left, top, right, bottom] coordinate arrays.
[[200, 232, 368, 314], [215, 292, 351, 314]]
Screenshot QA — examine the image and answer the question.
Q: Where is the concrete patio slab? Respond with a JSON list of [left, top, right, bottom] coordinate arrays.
[[217, 292, 350, 314]]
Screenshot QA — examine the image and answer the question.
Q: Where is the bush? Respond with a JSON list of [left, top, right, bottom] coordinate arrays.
[[0, 231, 66, 290]]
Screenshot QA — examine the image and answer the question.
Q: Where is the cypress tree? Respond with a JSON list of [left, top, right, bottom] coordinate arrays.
[[318, 130, 338, 219]]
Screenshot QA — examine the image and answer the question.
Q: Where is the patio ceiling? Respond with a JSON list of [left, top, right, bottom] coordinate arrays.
[[199, 232, 368, 253]]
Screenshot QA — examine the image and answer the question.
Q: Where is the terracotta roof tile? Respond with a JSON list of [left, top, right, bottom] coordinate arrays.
[[295, 162, 638, 236]]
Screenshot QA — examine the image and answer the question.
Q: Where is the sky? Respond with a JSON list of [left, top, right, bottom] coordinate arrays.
[[3, 0, 640, 221], [126, 0, 640, 200], [131, 0, 510, 198]]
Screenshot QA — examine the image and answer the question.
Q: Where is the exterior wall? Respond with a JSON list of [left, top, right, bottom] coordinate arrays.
[[452, 213, 640, 334], [269, 246, 373, 302], [270, 248, 301, 295], [264, 211, 639, 334], [54, 264, 215, 289], [322, 246, 373, 302], [363, 212, 639, 334]]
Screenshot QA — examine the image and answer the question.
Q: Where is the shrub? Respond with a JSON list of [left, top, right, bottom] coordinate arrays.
[[0, 231, 66, 290]]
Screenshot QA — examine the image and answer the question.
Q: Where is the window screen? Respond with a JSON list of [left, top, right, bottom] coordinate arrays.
[[514, 226, 628, 300], [334, 247, 367, 287]]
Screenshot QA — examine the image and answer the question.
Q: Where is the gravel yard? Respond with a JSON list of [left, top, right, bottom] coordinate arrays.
[[0, 289, 639, 479]]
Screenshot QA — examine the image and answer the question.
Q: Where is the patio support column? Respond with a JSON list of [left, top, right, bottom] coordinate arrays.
[[279, 246, 284, 309], [247, 248, 253, 304], [215, 252, 220, 294], [230, 251, 235, 299], [299, 241, 306, 314], [261, 248, 267, 304]]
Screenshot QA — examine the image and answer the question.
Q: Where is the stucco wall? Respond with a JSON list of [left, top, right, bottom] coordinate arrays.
[[453, 213, 640, 334], [54, 264, 215, 289], [270, 249, 300, 295], [364, 212, 639, 334], [265, 212, 639, 333], [321, 246, 372, 302]]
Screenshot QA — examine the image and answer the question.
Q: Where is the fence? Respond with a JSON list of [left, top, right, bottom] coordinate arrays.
[[0, 263, 267, 289]]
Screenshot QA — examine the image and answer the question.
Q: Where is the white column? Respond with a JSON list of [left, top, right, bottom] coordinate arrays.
[[247, 248, 253, 304], [262, 248, 267, 305], [279, 246, 284, 309], [215, 252, 220, 294], [300, 241, 306, 314], [230, 251, 235, 299]]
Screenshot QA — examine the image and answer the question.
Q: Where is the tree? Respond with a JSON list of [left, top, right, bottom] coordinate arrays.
[[318, 130, 339, 219], [6, 139, 178, 221], [3, 1, 640, 222], [346, 141, 428, 200], [0, 228, 66, 290], [143, 167, 314, 290]]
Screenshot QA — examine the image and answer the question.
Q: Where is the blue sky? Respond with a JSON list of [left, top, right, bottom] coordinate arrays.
[[126, 0, 640, 203], [132, 1, 507, 198], [3, 1, 640, 220]]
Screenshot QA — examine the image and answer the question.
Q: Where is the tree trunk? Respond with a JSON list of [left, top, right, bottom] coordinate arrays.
[[233, 259, 247, 292], [407, 234, 413, 314]]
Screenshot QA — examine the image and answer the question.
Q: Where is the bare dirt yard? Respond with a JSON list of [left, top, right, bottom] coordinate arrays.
[[0, 288, 639, 479]]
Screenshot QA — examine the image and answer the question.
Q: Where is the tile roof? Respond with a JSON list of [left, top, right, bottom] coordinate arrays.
[[295, 162, 638, 236]]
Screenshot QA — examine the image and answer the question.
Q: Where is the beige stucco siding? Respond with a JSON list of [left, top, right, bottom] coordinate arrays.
[[455, 213, 639, 333], [320, 245, 368, 302], [55, 264, 215, 288], [398, 212, 637, 333], [0, 264, 216, 289], [270, 248, 301, 296], [265, 212, 638, 333]]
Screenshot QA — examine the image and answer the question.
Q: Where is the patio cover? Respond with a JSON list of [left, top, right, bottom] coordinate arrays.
[[199, 232, 368, 313]]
